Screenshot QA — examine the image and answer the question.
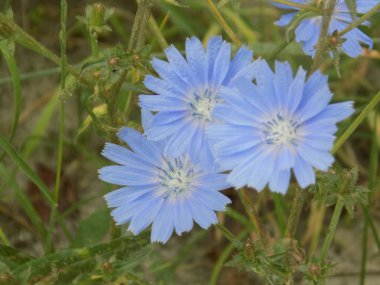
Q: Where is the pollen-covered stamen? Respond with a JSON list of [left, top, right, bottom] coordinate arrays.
[[157, 158, 194, 199], [263, 113, 299, 146], [188, 88, 219, 121]]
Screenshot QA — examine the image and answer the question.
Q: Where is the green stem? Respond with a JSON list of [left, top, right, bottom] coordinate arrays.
[[310, 0, 336, 73], [332, 90, 380, 154], [337, 3, 380, 37], [128, 0, 156, 51], [148, 15, 168, 51], [285, 188, 305, 238], [206, 0, 242, 46], [215, 223, 237, 243], [269, 34, 295, 60], [272, 0, 321, 13], [209, 229, 250, 285], [89, 33, 99, 58], [238, 189, 268, 244], [319, 198, 344, 261], [45, 0, 67, 254]]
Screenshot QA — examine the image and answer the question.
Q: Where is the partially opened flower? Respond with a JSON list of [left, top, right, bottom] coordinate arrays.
[[98, 126, 231, 243], [274, 0, 378, 57], [208, 60, 354, 193], [139, 36, 256, 170]]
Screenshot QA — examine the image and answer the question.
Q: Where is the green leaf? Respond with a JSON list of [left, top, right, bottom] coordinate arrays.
[[0, 132, 55, 207], [0, 244, 33, 269], [70, 208, 111, 248]]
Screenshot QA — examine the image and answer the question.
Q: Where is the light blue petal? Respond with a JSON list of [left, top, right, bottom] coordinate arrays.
[[277, 147, 295, 169], [139, 95, 186, 112], [346, 28, 373, 48], [247, 151, 276, 191], [145, 111, 188, 140], [302, 71, 328, 104], [295, 19, 316, 42], [297, 85, 333, 122], [341, 37, 363, 58], [303, 134, 335, 151], [186, 36, 207, 86], [102, 143, 153, 168], [224, 46, 253, 84], [227, 145, 265, 189], [296, 144, 334, 171], [104, 185, 157, 208], [117, 127, 162, 163], [164, 45, 193, 85], [269, 168, 291, 193], [301, 117, 338, 135], [198, 137, 219, 171], [164, 123, 197, 157], [206, 36, 223, 83], [356, 0, 380, 13], [151, 58, 190, 91], [128, 197, 164, 234], [275, 61, 293, 107], [212, 41, 231, 87], [275, 12, 297, 26], [99, 165, 156, 186], [141, 109, 154, 131], [110, 192, 155, 225], [174, 200, 194, 235], [317, 101, 355, 122], [188, 196, 218, 229], [285, 67, 306, 114], [293, 155, 315, 188], [193, 188, 231, 211], [143, 75, 179, 97], [151, 203, 175, 243], [193, 173, 230, 190]]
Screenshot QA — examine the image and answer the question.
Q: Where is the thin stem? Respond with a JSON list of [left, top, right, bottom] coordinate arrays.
[[285, 188, 305, 238], [310, 0, 336, 73], [269, 34, 295, 60], [206, 0, 242, 46], [89, 33, 99, 58], [0, 11, 89, 86], [272, 0, 321, 13], [215, 223, 237, 243], [337, 3, 380, 37], [128, 0, 156, 51], [319, 197, 345, 261], [148, 15, 168, 51], [332, 90, 380, 154], [238, 189, 268, 244], [45, 0, 67, 254]]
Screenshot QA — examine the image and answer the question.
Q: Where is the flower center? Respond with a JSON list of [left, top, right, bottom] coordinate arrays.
[[157, 158, 194, 198], [188, 88, 219, 121], [263, 113, 299, 146]]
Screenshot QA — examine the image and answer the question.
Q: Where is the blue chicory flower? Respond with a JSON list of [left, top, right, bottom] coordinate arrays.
[[274, 0, 378, 57], [208, 60, 354, 193], [139, 36, 256, 171], [98, 120, 231, 243]]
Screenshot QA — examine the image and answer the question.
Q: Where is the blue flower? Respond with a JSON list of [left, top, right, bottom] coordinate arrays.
[[208, 60, 354, 193], [274, 0, 377, 57], [139, 36, 256, 170], [98, 124, 231, 243]]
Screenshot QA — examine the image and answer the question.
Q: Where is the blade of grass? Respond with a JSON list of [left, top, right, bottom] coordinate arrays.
[[0, 132, 55, 207], [0, 43, 21, 142], [0, 163, 47, 239]]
